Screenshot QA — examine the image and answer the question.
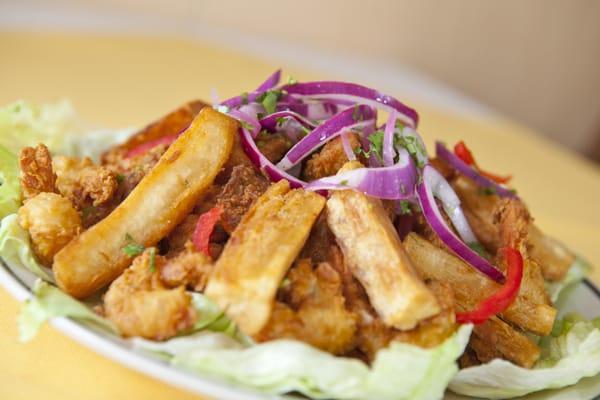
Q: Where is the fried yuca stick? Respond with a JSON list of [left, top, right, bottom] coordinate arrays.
[[326, 162, 440, 330], [205, 180, 326, 336], [469, 316, 541, 368], [54, 108, 236, 298], [403, 233, 557, 336], [528, 225, 575, 282]]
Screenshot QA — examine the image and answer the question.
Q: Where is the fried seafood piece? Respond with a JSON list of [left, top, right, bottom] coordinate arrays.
[[303, 134, 362, 181], [256, 132, 292, 163], [19, 144, 57, 200], [528, 225, 575, 282], [160, 244, 213, 291], [216, 164, 269, 234], [54, 108, 236, 298], [469, 316, 541, 368], [205, 180, 326, 336], [53, 156, 118, 210], [255, 259, 358, 354], [326, 162, 440, 330], [101, 100, 207, 165], [104, 250, 196, 340], [452, 174, 574, 281], [403, 233, 556, 336], [18, 192, 81, 266]]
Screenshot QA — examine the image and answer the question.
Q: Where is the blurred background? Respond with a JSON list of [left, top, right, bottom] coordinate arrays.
[[1, 0, 600, 163]]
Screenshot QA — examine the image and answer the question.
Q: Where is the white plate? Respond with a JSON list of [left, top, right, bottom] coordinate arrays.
[[1, 257, 599, 400]]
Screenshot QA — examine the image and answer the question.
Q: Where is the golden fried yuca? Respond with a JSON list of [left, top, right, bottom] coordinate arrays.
[[528, 224, 575, 281], [326, 162, 440, 331], [54, 108, 236, 298], [205, 180, 326, 336], [404, 232, 557, 335]]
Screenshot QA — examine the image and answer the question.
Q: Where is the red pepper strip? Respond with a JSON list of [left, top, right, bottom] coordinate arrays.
[[453, 140, 512, 184], [455, 247, 524, 324], [125, 134, 178, 158], [192, 206, 223, 256]]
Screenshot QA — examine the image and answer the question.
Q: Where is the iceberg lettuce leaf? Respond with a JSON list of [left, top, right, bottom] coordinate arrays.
[[133, 324, 472, 400], [0, 145, 21, 218], [18, 280, 117, 342], [450, 314, 600, 399], [0, 214, 53, 281]]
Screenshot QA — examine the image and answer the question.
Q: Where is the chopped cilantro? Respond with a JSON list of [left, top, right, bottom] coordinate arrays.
[[398, 200, 412, 215], [239, 120, 254, 131], [241, 92, 249, 105], [394, 134, 426, 168], [81, 206, 97, 220], [299, 125, 311, 138], [122, 233, 145, 257], [279, 277, 291, 289], [276, 117, 287, 128], [479, 186, 497, 196], [367, 131, 384, 164], [468, 242, 490, 259], [287, 76, 298, 85], [340, 179, 349, 186], [115, 174, 125, 184], [259, 90, 279, 114], [352, 104, 361, 121], [148, 247, 157, 272]]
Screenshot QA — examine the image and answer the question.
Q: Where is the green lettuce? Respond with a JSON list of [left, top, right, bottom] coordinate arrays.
[[0, 214, 53, 281], [450, 316, 600, 399], [0, 145, 21, 218], [546, 258, 590, 303], [19, 280, 117, 341], [133, 324, 472, 400]]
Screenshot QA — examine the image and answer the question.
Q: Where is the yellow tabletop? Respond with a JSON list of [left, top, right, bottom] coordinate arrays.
[[0, 30, 599, 400]]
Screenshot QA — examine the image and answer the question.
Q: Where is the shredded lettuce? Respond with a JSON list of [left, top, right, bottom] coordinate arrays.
[[18, 280, 117, 341], [450, 315, 600, 399], [0, 145, 21, 218], [0, 214, 53, 281], [133, 324, 472, 400]]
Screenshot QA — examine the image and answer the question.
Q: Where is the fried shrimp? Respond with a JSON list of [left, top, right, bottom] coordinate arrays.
[[53, 156, 118, 209], [104, 250, 197, 340], [17, 192, 81, 266], [19, 144, 57, 200]]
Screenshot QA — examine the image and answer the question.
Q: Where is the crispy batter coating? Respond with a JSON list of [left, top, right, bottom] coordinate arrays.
[[303, 134, 362, 181], [104, 250, 197, 340], [256, 133, 292, 163], [216, 164, 268, 234], [19, 144, 57, 200], [160, 244, 213, 291], [256, 259, 358, 355], [53, 156, 118, 209], [18, 192, 81, 266]]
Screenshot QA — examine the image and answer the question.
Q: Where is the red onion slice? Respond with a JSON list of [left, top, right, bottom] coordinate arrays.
[[276, 101, 342, 121], [281, 81, 419, 128], [436, 142, 517, 198], [340, 132, 356, 161], [259, 110, 317, 132], [305, 149, 417, 200], [255, 69, 281, 92], [277, 105, 376, 170], [383, 110, 398, 166], [416, 165, 505, 283]]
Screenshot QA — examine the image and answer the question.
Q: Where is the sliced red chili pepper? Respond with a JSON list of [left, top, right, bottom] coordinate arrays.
[[455, 247, 524, 324], [192, 206, 223, 256], [454, 140, 475, 165], [125, 134, 178, 158], [453, 140, 512, 184]]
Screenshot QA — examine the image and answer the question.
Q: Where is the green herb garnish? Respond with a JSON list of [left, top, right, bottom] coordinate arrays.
[[468, 242, 489, 259], [479, 186, 497, 196], [394, 134, 426, 168], [398, 200, 412, 215], [241, 92, 249, 105], [122, 233, 145, 257], [260, 90, 279, 114], [115, 174, 125, 184], [148, 247, 157, 272]]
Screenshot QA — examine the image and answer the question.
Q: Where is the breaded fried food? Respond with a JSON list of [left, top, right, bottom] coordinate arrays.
[[469, 316, 541, 368], [101, 100, 207, 165], [160, 244, 213, 291], [54, 108, 236, 298], [326, 162, 440, 330], [19, 144, 57, 200], [205, 180, 326, 336], [404, 233, 556, 336], [256, 259, 358, 354], [104, 250, 196, 340], [528, 225, 575, 281], [18, 192, 81, 266], [303, 134, 362, 181], [53, 156, 118, 209]]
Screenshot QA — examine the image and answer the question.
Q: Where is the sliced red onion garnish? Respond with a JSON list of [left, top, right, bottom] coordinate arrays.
[[259, 110, 316, 132], [383, 110, 398, 166], [238, 125, 306, 188], [436, 142, 517, 198], [228, 109, 261, 139], [255, 69, 281, 92], [276, 101, 341, 121], [416, 165, 505, 283], [340, 132, 356, 161], [305, 149, 417, 200], [281, 81, 419, 128], [277, 105, 376, 170]]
